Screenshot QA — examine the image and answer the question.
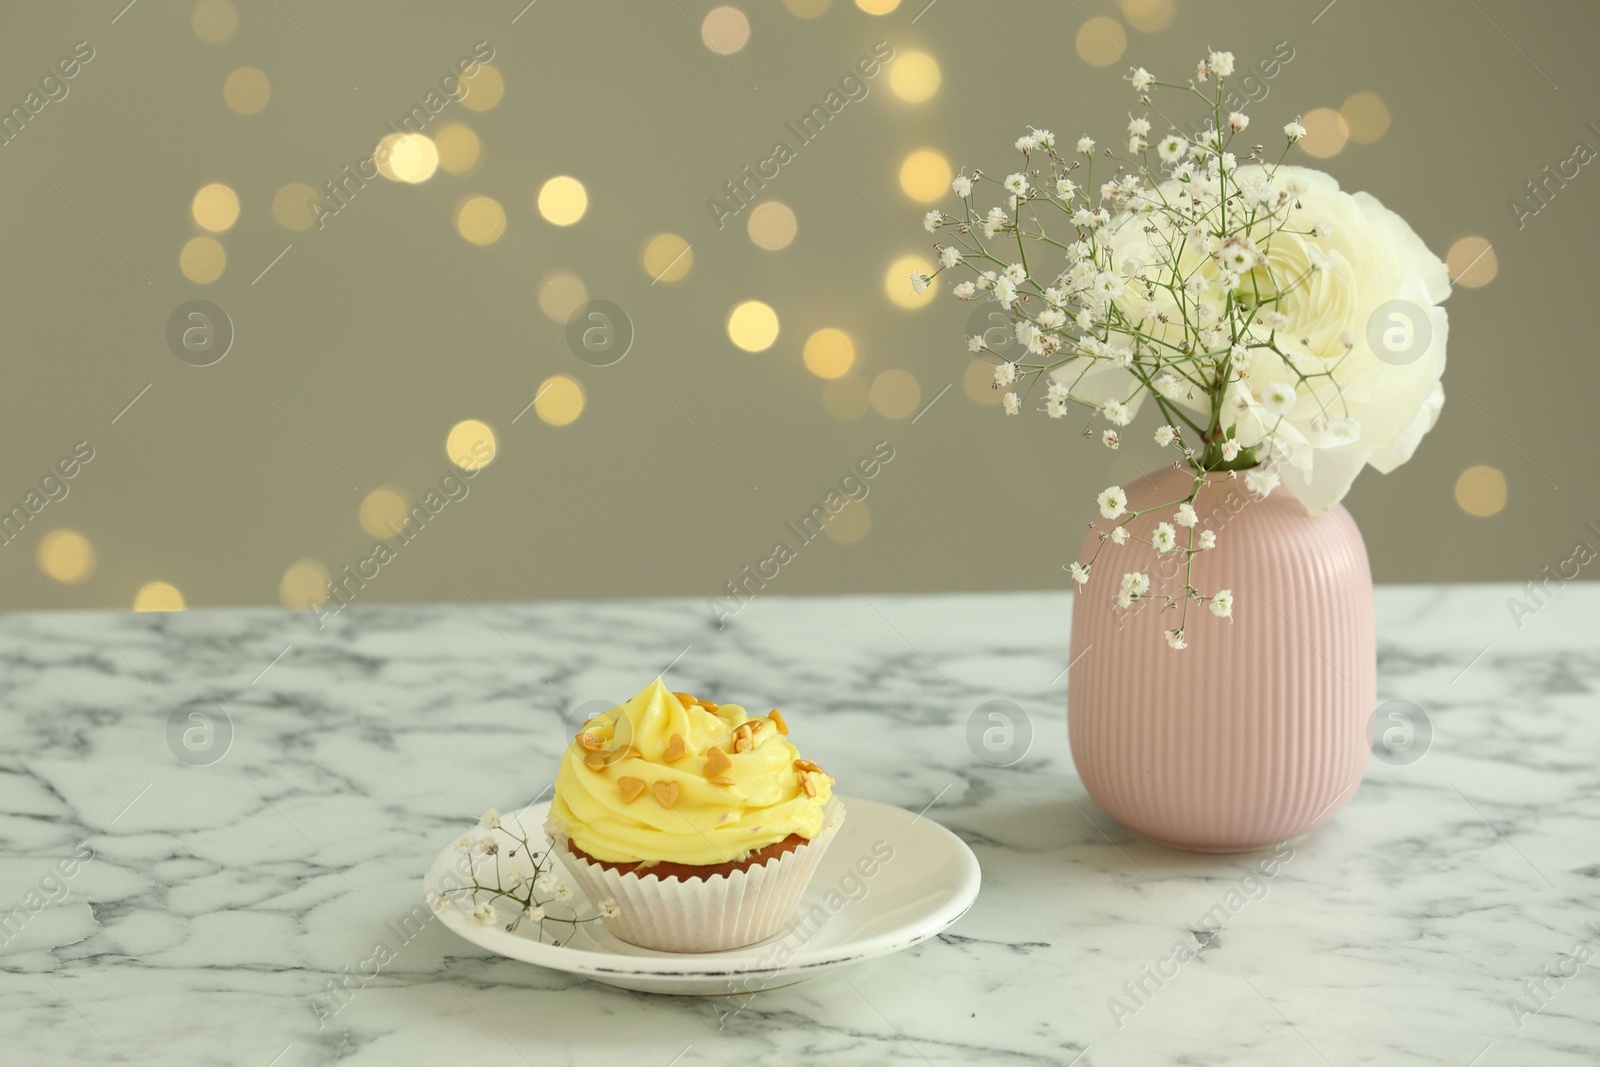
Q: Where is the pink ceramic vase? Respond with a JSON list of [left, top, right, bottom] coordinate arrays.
[[1067, 466, 1375, 852]]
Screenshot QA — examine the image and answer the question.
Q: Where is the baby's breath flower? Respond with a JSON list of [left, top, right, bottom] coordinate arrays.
[[1127, 116, 1151, 137], [1129, 66, 1154, 91], [954, 280, 977, 300], [1002, 392, 1021, 415], [1175, 503, 1198, 527], [555, 884, 573, 902], [470, 903, 495, 925], [525, 904, 546, 922], [952, 174, 973, 197], [1004, 172, 1028, 196], [966, 335, 984, 352], [1151, 522, 1177, 553], [1228, 111, 1249, 133], [1003, 262, 1027, 285], [1154, 425, 1177, 447], [1157, 134, 1186, 163], [1070, 562, 1090, 585], [939, 245, 960, 269], [597, 899, 620, 919], [479, 809, 500, 829], [993, 362, 1018, 387], [1164, 628, 1188, 650], [1098, 486, 1128, 520], [1261, 381, 1297, 416], [1284, 119, 1307, 141], [1056, 178, 1077, 199], [1198, 530, 1217, 550], [1101, 429, 1120, 449], [1100, 399, 1132, 426], [535, 871, 559, 892], [1209, 590, 1234, 618], [923, 210, 943, 233], [1209, 50, 1235, 77], [1076, 135, 1095, 155], [1221, 439, 1242, 461], [909, 273, 929, 295]]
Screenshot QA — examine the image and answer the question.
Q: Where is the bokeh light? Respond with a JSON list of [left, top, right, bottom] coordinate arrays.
[[701, 7, 751, 54], [459, 64, 504, 112], [884, 254, 937, 309], [899, 149, 952, 203], [963, 358, 1004, 405], [180, 237, 226, 284], [191, 183, 240, 232], [1455, 465, 1507, 517], [435, 123, 482, 176], [538, 175, 588, 226], [823, 376, 870, 421], [280, 559, 330, 609], [538, 271, 589, 323], [784, 0, 830, 16], [359, 486, 413, 539], [446, 419, 498, 471], [855, 0, 899, 12], [728, 300, 780, 352], [37, 529, 96, 584], [377, 133, 439, 184], [641, 232, 694, 282], [803, 328, 856, 379], [1076, 17, 1127, 66], [133, 581, 186, 612], [1446, 236, 1498, 288], [1297, 108, 1349, 158], [871, 369, 921, 419], [454, 195, 506, 245], [890, 52, 941, 103], [272, 183, 321, 231], [1342, 91, 1391, 144], [747, 201, 798, 250], [192, 0, 238, 44], [536, 374, 586, 426], [224, 67, 270, 115], [824, 500, 872, 544], [1118, 0, 1174, 32]]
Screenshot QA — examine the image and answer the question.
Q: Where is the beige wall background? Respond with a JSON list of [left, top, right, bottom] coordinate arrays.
[[0, 0, 1592, 615]]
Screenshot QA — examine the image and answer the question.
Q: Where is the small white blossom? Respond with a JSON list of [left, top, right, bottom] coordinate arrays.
[[1110, 526, 1130, 545], [1004, 262, 1027, 285], [966, 334, 984, 352], [1101, 399, 1132, 426], [1284, 119, 1306, 142], [1261, 381, 1297, 417], [1102, 429, 1120, 449], [939, 245, 960, 269], [1151, 522, 1177, 553], [479, 809, 500, 829], [1228, 111, 1249, 133], [525, 904, 546, 921], [1209, 50, 1235, 77], [1221, 439, 1242, 461], [555, 883, 573, 902], [1157, 134, 1186, 163], [1175, 503, 1198, 527], [952, 174, 973, 197], [1076, 135, 1095, 155], [535, 871, 559, 892], [1070, 562, 1090, 585], [1164, 628, 1187, 650], [1045, 396, 1068, 419], [1209, 590, 1234, 618], [1198, 529, 1217, 550], [1097, 485, 1128, 519], [597, 899, 620, 919], [1015, 133, 1038, 152], [923, 210, 942, 233], [993, 362, 1018, 387], [1127, 116, 1151, 137], [909, 273, 930, 296], [994, 277, 1017, 308], [1004, 172, 1028, 196], [1129, 67, 1154, 91], [954, 280, 977, 300], [1002, 392, 1021, 415], [470, 903, 496, 925], [1056, 178, 1077, 199], [1154, 425, 1177, 447], [454, 835, 476, 854], [1032, 128, 1056, 148]]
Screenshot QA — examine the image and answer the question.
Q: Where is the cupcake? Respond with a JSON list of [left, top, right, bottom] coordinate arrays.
[[547, 678, 842, 952]]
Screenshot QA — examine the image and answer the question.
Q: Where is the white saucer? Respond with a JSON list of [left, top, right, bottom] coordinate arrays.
[[422, 794, 981, 996]]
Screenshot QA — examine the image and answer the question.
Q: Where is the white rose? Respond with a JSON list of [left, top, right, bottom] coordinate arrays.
[[1056, 165, 1449, 513]]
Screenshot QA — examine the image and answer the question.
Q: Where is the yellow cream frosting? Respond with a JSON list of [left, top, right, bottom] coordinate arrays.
[[548, 678, 834, 866]]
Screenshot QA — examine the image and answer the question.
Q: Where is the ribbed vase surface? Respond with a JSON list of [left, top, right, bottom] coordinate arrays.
[[1067, 466, 1375, 852]]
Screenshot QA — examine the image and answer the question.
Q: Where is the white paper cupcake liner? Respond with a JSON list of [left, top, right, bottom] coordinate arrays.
[[549, 800, 845, 953]]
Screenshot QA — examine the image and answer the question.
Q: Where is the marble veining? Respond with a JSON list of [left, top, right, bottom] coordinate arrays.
[[0, 584, 1596, 1065]]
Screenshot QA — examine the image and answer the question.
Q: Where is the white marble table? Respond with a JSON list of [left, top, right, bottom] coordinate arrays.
[[1, 585, 1596, 1066]]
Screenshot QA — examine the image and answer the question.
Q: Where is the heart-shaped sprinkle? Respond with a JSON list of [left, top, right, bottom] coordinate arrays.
[[652, 781, 681, 809], [617, 776, 645, 803], [663, 733, 687, 762], [703, 746, 732, 777]]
